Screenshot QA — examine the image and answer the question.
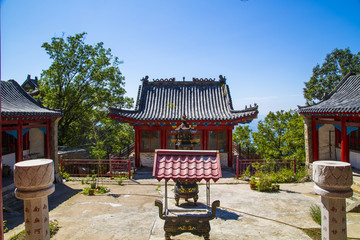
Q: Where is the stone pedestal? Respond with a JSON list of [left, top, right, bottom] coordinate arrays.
[[14, 159, 55, 240], [313, 161, 353, 240]]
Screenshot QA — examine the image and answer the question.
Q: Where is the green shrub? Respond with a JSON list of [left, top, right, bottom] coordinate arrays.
[[248, 164, 306, 184]]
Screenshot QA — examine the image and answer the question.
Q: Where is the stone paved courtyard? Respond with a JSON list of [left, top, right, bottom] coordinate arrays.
[[5, 171, 360, 240]]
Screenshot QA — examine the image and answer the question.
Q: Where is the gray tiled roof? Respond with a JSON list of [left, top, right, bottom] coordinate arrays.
[[110, 79, 258, 122], [21, 75, 39, 91], [298, 73, 360, 115], [1, 80, 62, 118]]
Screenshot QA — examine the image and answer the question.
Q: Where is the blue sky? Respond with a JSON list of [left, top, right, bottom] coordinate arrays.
[[1, 0, 360, 117]]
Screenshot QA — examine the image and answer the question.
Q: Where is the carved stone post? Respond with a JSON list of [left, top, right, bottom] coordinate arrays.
[[313, 161, 353, 240], [14, 159, 55, 240]]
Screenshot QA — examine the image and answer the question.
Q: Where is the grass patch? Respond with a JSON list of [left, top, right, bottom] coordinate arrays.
[[302, 228, 321, 240], [310, 204, 321, 225], [9, 220, 60, 239], [82, 186, 110, 195]]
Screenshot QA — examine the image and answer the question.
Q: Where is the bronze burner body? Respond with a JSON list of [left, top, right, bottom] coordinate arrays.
[[174, 180, 199, 206], [155, 200, 220, 240]]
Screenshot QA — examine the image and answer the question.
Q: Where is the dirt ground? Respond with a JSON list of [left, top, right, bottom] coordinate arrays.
[[4, 170, 360, 240]]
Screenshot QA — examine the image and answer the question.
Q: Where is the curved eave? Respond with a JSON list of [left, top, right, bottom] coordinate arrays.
[[109, 111, 257, 126], [298, 110, 360, 117], [2, 113, 63, 120]]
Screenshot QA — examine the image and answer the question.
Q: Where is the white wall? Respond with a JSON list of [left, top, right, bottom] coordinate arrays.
[[335, 147, 360, 169], [2, 150, 30, 171], [220, 153, 228, 167], [140, 152, 155, 167], [29, 128, 45, 157], [318, 124, 336, 160]]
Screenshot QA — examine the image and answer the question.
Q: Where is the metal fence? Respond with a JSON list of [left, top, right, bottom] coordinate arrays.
[[234, 155, 296, 179], [60, 156, 134, 179]]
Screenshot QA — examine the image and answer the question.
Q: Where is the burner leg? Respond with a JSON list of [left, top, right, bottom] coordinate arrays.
[[194, 195, 198, 206], [203, 233, 210, 240], [165, 232, 172, 240]]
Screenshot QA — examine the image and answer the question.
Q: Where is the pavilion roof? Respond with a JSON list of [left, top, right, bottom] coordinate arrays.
[[298, 73, 360, 116], [153, 149, 222, 182], [110, 77, 258, 124], [1, 80, 62, 119]]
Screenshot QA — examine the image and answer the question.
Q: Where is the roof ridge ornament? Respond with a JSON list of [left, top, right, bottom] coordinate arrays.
[[192, 78, 215, 82], [153, 78, 175, 82], [219, 75, 226, 83], [141, 75, 149, 84]]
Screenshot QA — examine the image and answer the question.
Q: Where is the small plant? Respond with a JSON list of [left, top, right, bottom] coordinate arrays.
[[117, 177, 123, 185], [156, 185, 161, 191], [90, 174, 97, 189], [4, 220, 8, 233], [85, 174, 90, 184], [310, 204, 321, 225], [60, 171, 70, 181], [242, 166, 251, 179]]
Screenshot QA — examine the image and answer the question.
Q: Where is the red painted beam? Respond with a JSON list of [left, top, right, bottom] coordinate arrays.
[[312, 116, 319, 162], [341, 118, 350, 163]]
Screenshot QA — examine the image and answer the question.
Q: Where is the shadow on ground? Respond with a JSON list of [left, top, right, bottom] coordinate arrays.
[[216, 208, 241, 220], [4, 183, 80, 232], [176, 202, 241, 220]]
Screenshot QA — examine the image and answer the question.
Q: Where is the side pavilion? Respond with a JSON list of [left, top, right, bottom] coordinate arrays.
[[298, 73, 360, 169], [1, 80, 63, 178], [109, 76, 258, 168]]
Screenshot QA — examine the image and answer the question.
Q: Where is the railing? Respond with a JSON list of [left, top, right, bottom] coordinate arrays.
[[234, 155, 296, 179], [111, 143, 135, 158], [60, 156, 133, 179]]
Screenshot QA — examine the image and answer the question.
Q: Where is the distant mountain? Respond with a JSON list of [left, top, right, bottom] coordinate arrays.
[[246, 115, 266, 132]]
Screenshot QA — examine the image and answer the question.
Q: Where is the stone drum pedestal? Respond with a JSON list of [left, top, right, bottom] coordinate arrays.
[[313, 161, 353, 240], [14, 159, 55, 240]]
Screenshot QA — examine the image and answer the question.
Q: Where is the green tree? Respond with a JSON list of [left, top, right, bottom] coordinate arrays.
[[90, 111, 134, 159], [252, 110, 304, 162], [303, 48, 360, 104], [232, 125, 256, 154], [39, 32, 133, 154]]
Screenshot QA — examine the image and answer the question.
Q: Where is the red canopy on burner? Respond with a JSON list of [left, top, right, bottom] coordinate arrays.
[[153, 149, 222, 182]]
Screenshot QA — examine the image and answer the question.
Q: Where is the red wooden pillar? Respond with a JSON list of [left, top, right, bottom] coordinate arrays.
[[203, 129, 208, 150], [312, 116, 319, 162], [135, 126, 140, 167], [341, 118, 349, 163], [161, 129, 166, 149], [45, 119, 51, 158], [227, 127, 233, 167], [16, 120, 23, 163]]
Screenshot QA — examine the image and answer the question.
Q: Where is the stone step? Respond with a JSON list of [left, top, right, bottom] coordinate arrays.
[[2, 190, 15, 201], [3, 189, 23, 215]]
